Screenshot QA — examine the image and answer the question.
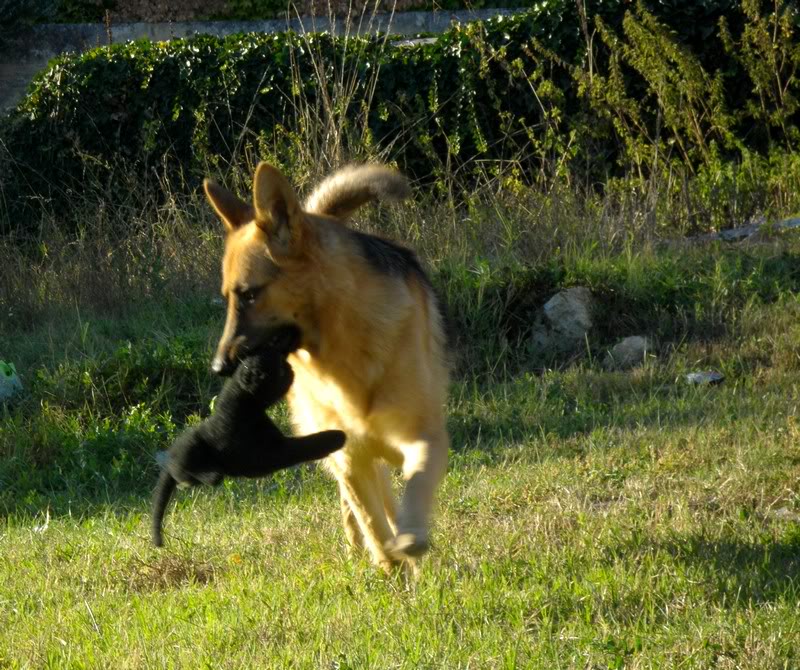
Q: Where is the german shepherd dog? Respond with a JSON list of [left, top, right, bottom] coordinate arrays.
[[204, 163, 449, 571]]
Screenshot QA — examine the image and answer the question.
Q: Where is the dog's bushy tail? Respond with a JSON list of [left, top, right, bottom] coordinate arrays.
[[152, 469, 177, 547], [304, 165, 410, 221]]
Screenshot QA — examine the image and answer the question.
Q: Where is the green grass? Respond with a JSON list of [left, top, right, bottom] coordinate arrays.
[[3, 357, 800, 666], [3, 232, 800, 666], [5, 4, 800, 659]]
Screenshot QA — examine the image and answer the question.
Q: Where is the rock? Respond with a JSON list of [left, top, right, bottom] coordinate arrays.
[[543, 287, 594, 341], [666, 215, 800, 248], [604, 336, 652, 370], [717, 223, 761, 242], [685, 371, 725, 385], [777, 217, 800, 232], [768, 507, 800, 522], [0, 361, 23, 402], [529, 287, 595, 361]]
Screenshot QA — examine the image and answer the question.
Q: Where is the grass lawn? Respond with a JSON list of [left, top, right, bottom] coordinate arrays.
[[3, 240, 800, 668], [4, 2, 800, 661]]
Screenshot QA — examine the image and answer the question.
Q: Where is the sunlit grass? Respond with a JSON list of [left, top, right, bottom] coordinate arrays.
[[3, 256, 800, 666]]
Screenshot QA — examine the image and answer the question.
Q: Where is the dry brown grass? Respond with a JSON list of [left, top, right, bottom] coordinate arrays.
[[121, 554, 218, 592], [0, 186, 222, 330]]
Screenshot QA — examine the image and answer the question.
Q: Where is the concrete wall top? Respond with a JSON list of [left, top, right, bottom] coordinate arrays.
[[0, 8, 521, 111], [1, 9, 523, 63]]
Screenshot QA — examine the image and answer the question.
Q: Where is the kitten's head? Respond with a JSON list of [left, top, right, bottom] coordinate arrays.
[[234, 324, 300, 401]]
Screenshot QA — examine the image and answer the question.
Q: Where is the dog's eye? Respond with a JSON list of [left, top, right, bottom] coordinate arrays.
[[239, 287, 261, 305]]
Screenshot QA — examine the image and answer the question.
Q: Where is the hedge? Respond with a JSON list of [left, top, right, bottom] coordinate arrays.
[[2, 0, 798, 236]]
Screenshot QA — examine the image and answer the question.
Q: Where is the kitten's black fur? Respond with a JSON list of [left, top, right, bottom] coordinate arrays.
[[152, 326, 345, 547]]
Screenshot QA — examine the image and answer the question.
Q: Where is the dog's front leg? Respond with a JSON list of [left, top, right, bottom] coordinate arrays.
[[338, 487, 364, 553], [329, 453, 400, 572], [388, 430, 449, 560]]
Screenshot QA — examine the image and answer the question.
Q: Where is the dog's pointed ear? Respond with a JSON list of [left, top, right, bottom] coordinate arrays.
[[204, 179, 255, 232], [252, 162, 305, 260]]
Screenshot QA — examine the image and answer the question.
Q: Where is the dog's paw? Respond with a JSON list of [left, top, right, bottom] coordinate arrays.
[[386, 532, 430, 560]]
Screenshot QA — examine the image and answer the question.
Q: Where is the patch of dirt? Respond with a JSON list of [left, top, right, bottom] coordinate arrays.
[[121, 554, 218, 591]]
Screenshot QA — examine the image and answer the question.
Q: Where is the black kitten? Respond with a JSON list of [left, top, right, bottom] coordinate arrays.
[[152, 326, 345, 546]]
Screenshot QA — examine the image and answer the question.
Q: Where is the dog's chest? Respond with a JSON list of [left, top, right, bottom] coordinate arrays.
[[287, 349, 374, 434]]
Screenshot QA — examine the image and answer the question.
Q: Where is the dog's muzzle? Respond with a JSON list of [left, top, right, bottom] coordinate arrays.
[[211, 355, 237, 377]]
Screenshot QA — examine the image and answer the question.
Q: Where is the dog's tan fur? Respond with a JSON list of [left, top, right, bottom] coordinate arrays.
[[204, 163, 449, 570]]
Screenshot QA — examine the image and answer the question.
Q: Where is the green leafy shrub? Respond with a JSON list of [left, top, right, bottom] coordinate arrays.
[[0, 11, 586, 236], [0, 332, 221, 509], [2, 1, 799, 239]]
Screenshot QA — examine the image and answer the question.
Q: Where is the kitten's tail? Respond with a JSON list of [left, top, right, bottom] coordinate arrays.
[[152, 469, 177, 547]]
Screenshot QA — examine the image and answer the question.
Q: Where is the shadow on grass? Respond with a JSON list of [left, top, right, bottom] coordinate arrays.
[[448, 375, 764, 461], [5, 245, 799, 521], [4, 370, 762, 518], [654, 532, 800, 605], [441, 247, 800, 378], [0, 448, 332, 527]]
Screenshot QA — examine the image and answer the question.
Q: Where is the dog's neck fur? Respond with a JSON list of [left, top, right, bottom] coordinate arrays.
[[287, 216, 419, 430], [307, 218, 397, 359]]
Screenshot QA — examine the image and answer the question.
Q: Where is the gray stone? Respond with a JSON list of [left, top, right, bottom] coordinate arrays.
[[543, 287, 594, 341], [677, 215, 800, 246], [685, 371, 725, 385], [717, 223, 761, 241], [768, 507, 800, 522], [777, 217, 800, 231], [529, 286, 594, 360], [604, 335, 652, 370]]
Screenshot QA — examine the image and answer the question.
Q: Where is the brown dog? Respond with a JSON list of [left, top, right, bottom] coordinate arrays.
[[204, 163, 449, 571]]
